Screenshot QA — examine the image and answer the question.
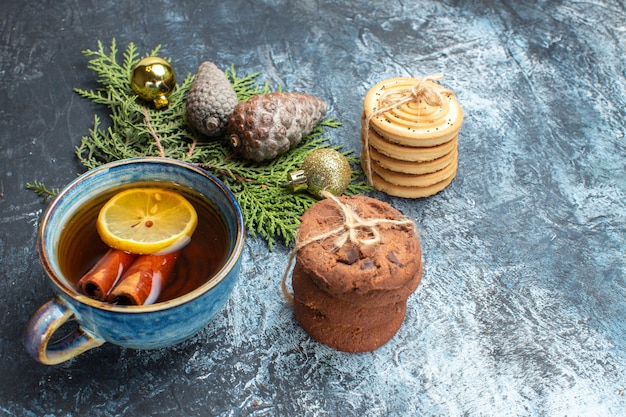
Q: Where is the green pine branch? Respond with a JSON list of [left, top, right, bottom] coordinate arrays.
[[26, 180, 59, 203], [58, 39, 371, 248]]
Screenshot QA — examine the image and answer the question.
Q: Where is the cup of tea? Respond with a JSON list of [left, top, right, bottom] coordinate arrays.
[[24, 157, 245, 365]]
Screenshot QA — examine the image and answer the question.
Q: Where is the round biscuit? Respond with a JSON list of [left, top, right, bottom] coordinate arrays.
[[292, 261, 409, 328], [364, 152, 457, 188], [293, 298, 406, 353], [363, 77, 463, 147], [361, 119, 458, 161], [367, 145, 458, 175], [368, 167, 457, 198]]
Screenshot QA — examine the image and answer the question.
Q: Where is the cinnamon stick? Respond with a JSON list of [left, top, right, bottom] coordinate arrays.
[[77, 248, 138, 301], [106, 252, 179, 306]]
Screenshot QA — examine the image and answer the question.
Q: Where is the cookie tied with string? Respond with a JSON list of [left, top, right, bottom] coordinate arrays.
[[361, 75, 463, 198], [287, 193, 422, 352]]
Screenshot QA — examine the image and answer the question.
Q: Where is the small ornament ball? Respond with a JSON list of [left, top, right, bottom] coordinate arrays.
[[287, 148, 352, 199], [130, 56, 176, 109]]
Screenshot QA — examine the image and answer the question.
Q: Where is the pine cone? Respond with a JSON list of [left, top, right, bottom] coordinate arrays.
[[185, 62, 238, 139], [228, 92, 328, 162]]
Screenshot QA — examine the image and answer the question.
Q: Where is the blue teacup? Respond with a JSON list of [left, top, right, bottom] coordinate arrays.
[[24, 157, 245, 365]]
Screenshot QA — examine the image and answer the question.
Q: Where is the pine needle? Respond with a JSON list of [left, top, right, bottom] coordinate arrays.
[[26, 180, 59, 203]]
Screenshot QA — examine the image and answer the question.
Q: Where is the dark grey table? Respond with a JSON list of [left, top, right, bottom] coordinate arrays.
[[1, 1, 624, 416]]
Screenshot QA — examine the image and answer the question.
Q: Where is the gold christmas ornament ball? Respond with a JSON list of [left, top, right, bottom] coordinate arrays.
[[287, 148, 352, 199], [130, 56, 176, 109]]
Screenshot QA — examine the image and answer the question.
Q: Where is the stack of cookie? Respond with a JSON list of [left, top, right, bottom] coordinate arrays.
[[361, 76, 463, 198], [291, 195, 422, 353]]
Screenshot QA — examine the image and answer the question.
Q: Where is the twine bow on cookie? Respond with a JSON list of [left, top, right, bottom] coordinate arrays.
[[280, 191, 416, 303], [361, 73, 452, 185]]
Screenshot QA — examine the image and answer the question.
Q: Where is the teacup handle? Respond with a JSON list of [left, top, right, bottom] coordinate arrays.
[[24, 297, 105, 365]]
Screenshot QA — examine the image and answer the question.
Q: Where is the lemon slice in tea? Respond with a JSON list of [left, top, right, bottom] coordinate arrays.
[[97, 187, 198, 255]]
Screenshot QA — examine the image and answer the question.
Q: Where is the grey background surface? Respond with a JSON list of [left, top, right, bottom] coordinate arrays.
[[1, 1, 625, 416]]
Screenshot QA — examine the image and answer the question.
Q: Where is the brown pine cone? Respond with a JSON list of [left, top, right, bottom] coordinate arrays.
[[227, 92, 328, 162], [185, 62, 238, 139]]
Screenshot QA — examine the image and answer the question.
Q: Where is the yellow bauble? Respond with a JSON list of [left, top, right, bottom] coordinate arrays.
[[130, 56, 176, 109], [286, 148, 352, 199]]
